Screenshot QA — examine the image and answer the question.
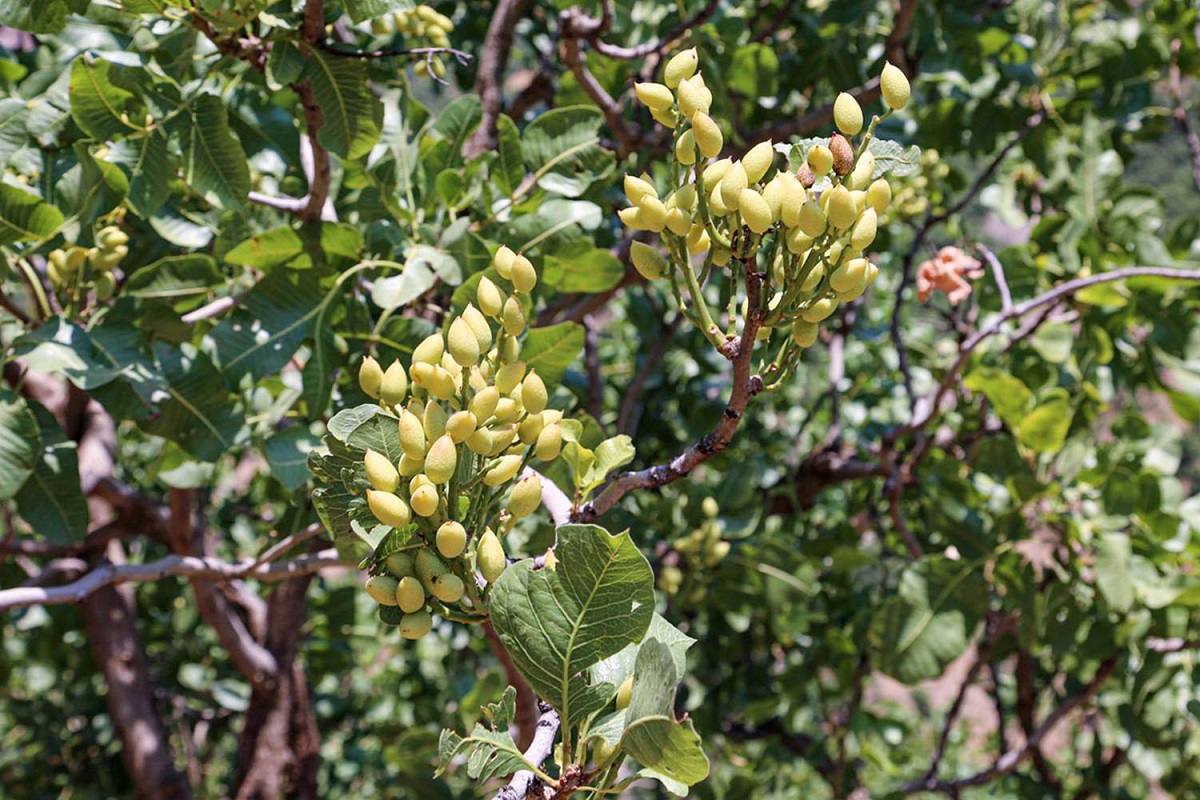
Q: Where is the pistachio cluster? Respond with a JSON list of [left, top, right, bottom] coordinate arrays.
[[628, 50, 913, 387], [356, 246, 564, 638], [658, 496, 730, 599], [372, 5, 454, 78], [46, 225, 128, 301]]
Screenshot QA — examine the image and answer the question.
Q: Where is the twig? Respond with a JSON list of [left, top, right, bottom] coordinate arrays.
[[1145, 637, 1200, 653], [586, 0, 721, 60], [559, 12, 640, 155], [925, 615, 1014, 781], [181, 295, 237, 324], [464, 0, 531, 158], [0, 549, 343, 612], [249, 522, 327, 572], [899, 655, 1118, 795], [907, 266, 1200, 434], [977, 244, 1013, 312], [573, 259, 766, 522], [1168, 38, 1200, 194], [494, 703, 560, 800]]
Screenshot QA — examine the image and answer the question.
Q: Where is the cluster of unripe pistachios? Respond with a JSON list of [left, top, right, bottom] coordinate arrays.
[[356, 246, 565, 638], [658, 496, 729, 599], [627, 50, 912, 378], [372, 4, 454, 78], [45, 225, 127, 301]]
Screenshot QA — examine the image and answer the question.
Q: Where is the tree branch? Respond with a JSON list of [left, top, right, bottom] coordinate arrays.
[[899, 655, 1118, 795], [907, 266, 1200, 434], [573, 259, 765, 522], [80, 543, 193, 799], [464, 0, 531, 158], [1168, 38, 1200, 194], [494, 703, 560, 800], [0, 548, 342, 612]]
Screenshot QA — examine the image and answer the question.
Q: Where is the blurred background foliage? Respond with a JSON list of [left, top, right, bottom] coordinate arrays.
[[1, 0, 1199, 798]]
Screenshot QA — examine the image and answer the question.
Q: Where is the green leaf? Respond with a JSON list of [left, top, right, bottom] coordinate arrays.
[[0, 98, 31, 168], [55, 143, 129, 225], [434, 94, 482, 168], [1016, 391, 1073, 454], [310, 406, 402, 563], [0, 183, 64, 246], [0, 390, 39, 501], [211, 269, 324, 382], [618, 640, 710, 795], [108, 129, 173, 218], [493, 113, 524, 197], [543, 242, 623, 293], [727, 43, 778, 97], [964, 367, 1032, 430], [371, 259, 435, 310], [520, 322, 585, 386], [224, 226, 303, 269], [68, 56, 144, 140], [437, 685, 524, 779], [521, 106, 612, 197], [866, 138, 922, 178], [489, 524, 655, 727], [1095, 533, 1134, 614], [871, 557, 988, 684], [124, 255, 224, 301], [141, 344, 240, 462], [591, 614, 696, 691], [0, 0, 82, 33], [184, 94, 251, 208], [14, 400, 88, 543], [265, 426, 319, 491], [300, 47, 382, 160], [342, 0, 412, 23]]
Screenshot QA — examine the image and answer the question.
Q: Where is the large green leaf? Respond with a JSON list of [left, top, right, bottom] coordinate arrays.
[[0, 183, 64, 246], [521, 106, 612, 197], [493, 114, 524, 197], [520, 322, 585, 386], [68, 56, 144, 141], [0, 390, 39, 501], [543, 242, 623, 293], [0, 98, 31, 168], [14, 401, 89, 543], [265, 426, 319, 491], [300, 47, 382, 160], [109, 129, 173, 218], [141, 344, 240, 462], [618, 640, 710, 795], [433, 94, 482, 169], [211, 269, 324, 382], [123, 255, 224, 302], [489, 524, 655, 728], [871, 557, 988, 684], [184, 94, 250, 208]]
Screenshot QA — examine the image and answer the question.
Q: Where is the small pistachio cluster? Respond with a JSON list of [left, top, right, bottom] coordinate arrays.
[[627, 50, 913, 386], [356, 246, 565, 638], [46, 225, 127, 301], [372, 5, 454, 77], [659, 497, 730, 599]]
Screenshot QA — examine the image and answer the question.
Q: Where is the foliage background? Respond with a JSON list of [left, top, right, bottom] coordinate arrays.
[[1, 0, 1199, 798]]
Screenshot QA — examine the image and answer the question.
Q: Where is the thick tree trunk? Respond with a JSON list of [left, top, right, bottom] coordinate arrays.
[[233, 575, 320, 800], [80, 542, 192, 800]]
